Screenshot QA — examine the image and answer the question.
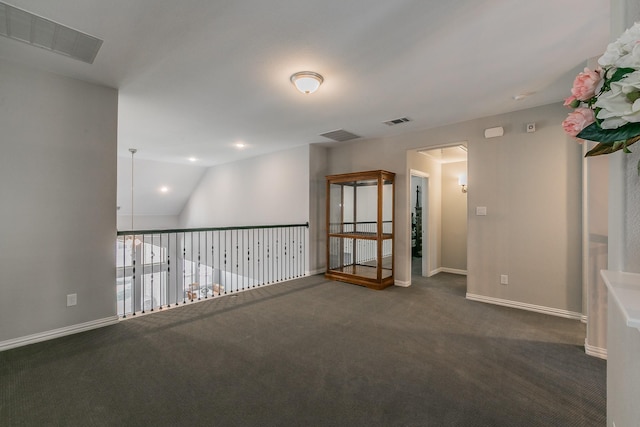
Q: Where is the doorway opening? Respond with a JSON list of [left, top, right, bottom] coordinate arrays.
[[409, 143, 468, 280], [410, 172, 429, 277]]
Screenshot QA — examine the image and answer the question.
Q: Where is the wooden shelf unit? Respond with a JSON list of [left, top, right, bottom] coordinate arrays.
[[325, 170, 395, 290]]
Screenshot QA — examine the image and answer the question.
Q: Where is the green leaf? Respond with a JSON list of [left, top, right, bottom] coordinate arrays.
[[585, 142, 618, 156], [610, 67, 635, 83], [584, 137, 639, 157], [577, 122, 640, 143]]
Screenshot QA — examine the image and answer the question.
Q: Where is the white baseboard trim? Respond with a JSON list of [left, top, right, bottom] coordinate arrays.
[[465, 293, 583, 320], [428, 267, 467, 277], [0, 316, 119, 352], [395, 279, 411, 287], [585, 339, 607, 360], [429, 267, 442, 276], [439, 268, 468, 276]]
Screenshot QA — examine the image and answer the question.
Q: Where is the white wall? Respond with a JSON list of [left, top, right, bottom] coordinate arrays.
[[117, 156, 207, 230], [0, 59, 118, 343], [325, 103, 583, 316], [117, 214, 179, 230], [179, 145, 310, 227]]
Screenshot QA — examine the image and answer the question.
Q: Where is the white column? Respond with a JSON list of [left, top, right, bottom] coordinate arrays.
[[606, 5, 640, 427], [608, 0, 640, 273]]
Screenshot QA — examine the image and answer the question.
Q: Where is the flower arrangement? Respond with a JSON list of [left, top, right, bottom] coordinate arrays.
[[562, 22, 640, 171]]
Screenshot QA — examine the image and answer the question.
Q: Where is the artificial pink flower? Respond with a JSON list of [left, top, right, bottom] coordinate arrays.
[[562, 107, 595, 137], [571, 68, 602, 101], [563, 95, 577, 107]]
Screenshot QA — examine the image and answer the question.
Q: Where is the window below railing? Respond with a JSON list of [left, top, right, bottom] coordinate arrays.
[[116, 223, 309, 318]]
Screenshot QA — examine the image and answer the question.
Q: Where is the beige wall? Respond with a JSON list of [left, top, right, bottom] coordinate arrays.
[[324, 102, 583, 316], [441, 161, 468, 272], [309, 145, 328, 274], [0, 59, 118, 343], [467, 104, 582, 314], [584, 140, 608, 355]]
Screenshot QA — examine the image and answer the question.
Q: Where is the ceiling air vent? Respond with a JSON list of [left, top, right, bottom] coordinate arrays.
[[383, 117, 411, 126], [319, 129, 361, 142], [0, 2, 103, 64]]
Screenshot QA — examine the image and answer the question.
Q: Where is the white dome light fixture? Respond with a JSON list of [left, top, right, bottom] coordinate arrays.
[[290, 71, 324, 94]]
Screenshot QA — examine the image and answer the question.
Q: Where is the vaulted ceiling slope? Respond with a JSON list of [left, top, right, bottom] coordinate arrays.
[[0, 1, 609, 215]]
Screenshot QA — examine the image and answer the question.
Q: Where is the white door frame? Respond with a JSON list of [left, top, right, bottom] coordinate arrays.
[[409, 169, 430, 277]]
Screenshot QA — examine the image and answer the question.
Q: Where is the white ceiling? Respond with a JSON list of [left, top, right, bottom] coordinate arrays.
[[0, 0, 610, 217], [419, 145, 468, 164]]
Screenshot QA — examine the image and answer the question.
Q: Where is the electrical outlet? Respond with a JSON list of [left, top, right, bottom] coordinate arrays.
[[500, 275, 508, 285], [67, 293, 77, 307]]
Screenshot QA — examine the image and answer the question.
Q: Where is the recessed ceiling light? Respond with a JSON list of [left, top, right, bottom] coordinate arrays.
[[188, 157, 197, 162], [160, 186, 169, 193], [513, 91, 536, 101], [234, 142, 246, 149]]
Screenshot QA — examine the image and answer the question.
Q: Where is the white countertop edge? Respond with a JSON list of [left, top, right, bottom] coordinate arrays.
[[601, 270, 640, 330]]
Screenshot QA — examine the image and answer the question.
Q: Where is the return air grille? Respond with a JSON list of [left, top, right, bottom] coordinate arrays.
[[382, 117, 411, 126], [0, 2, 102, 64], [319, 129, 361, 142]]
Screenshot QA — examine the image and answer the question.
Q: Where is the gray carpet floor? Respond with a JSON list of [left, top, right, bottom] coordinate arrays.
[[0, 271, 606, 426]]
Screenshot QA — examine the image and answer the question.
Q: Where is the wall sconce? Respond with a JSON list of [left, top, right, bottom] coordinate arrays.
[[458, 174, 468, 193]]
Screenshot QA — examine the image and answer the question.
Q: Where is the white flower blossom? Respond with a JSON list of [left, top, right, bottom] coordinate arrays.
[[617, 42, 640, 68], [594, 70, 640, 128], [599, 22, 640, 67]]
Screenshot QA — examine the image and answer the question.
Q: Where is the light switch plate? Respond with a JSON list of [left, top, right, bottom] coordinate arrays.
[[67, 293, 77, 307], [476, 206, 487, 216]]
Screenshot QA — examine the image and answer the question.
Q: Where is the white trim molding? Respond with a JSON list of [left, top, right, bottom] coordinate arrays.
[[429, 267, 468, 276], [440, 268, 467, 276], [584, 339, 607, 360], [0, 316, 119, 352], [395, 279, 411, 287], [466, 293, 583, 320]]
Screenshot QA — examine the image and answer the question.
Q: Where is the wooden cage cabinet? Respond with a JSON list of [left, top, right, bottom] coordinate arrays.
[[325, 170, 395, 290]]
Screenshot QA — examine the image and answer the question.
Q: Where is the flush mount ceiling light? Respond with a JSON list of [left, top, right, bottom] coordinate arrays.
[[290, 71, 323, 94]]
